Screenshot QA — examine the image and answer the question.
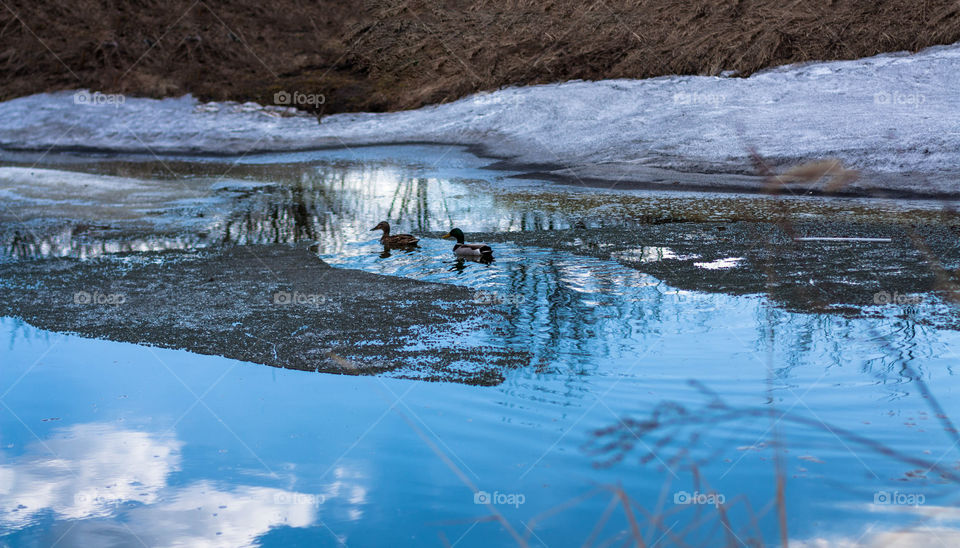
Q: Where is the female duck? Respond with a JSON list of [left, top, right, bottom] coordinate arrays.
[[371, 221, 419, 247], [441, 228, 493, 258]]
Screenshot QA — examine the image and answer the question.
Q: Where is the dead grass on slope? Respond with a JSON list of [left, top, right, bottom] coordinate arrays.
[[1, 1, 959, 113]]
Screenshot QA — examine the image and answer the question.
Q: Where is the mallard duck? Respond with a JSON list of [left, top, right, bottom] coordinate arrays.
[[442, 228, 493, 257], [371, 221, 419, 247]]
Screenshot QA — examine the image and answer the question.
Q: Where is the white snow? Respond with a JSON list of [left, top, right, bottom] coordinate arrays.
[[0, 166, 251, 227], [1, 43, 959, 194], [0, 166, 148, 191], [694, 257, 745, 270], [794, 237, 893, 242]]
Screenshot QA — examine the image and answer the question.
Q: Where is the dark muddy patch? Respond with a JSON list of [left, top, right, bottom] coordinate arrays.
[[469, 219, 959, 318], [0, 245, 527, 385]]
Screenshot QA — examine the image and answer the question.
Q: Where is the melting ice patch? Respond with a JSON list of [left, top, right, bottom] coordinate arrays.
[[612, 246, 700, 263], [1, 42, 959, 183], [694, 257, 745, 270]]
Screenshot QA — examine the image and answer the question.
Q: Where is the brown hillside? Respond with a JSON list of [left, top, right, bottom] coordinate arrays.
[[2, 1, 959, 114]]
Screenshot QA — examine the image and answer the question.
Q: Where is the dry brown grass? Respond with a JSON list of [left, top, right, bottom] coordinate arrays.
[[1, 1, 960, 113], [350, 0, 960, 109]]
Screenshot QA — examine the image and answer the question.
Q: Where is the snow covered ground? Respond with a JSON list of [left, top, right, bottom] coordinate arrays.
[[1, 43, 959, 197]]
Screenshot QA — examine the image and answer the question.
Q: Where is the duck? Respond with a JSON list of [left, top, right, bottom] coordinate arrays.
[[371, 221, 419, 247], [441, 228, 493, 258]]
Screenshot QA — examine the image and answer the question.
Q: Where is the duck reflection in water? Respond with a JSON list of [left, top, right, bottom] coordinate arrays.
[[449, 255, 494, 273], [377, 244, 421, 259]]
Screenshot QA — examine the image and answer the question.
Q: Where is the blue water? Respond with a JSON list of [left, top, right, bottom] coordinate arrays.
[[2, 146, 959, 547]]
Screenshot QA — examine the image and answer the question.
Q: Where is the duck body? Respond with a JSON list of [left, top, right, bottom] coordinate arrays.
[[371, 221, 419, 247], [382, 233, 420, 247], [452, 243, 493, 256], [442, 228, 493, 258]]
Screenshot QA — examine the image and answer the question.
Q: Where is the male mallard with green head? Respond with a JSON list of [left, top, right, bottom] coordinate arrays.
[[371, 221, 419, 247], [441, 228, 493, 258]]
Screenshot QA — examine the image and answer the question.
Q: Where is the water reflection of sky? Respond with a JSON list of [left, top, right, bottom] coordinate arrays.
[[2, 294, 960, 546], [0, 321, 371, 546], [0, 422, 327, 546]]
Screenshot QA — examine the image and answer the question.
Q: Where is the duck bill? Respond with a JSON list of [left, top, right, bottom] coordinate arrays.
[[441, 233, 451, 239]]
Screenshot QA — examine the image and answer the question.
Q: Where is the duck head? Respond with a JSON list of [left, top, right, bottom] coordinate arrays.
[[370, 221, 390, 234], [441, 228, 466, 244]]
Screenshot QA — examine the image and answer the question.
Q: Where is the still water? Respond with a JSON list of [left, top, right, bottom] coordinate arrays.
[[1, 146, 959, 547]]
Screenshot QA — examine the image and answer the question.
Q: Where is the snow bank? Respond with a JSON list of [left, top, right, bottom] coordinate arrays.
[[1, 43, 959, 195], [0, 166, 148, 190]]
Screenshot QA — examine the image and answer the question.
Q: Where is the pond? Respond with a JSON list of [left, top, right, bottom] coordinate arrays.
[[1, 145, 959, 547]]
